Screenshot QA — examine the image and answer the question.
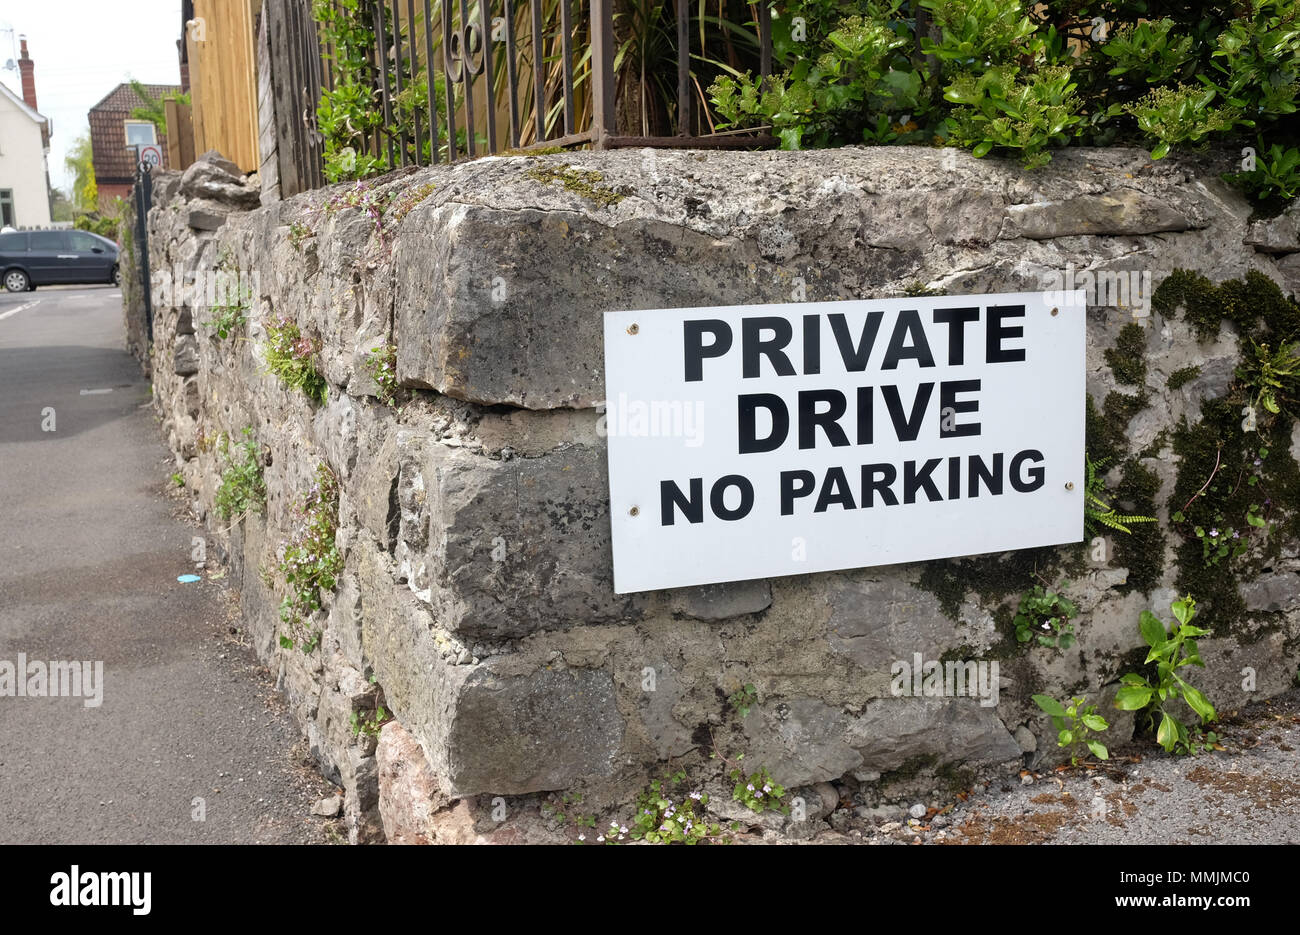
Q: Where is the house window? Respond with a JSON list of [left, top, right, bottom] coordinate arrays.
[[124, 120, 158, 148], [0, 190, 14, 228]]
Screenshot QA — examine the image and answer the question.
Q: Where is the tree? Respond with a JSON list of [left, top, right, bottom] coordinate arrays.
[[64, 131, 97, 213], [128, 78, 189, 131], [50, 189, 74, 222]]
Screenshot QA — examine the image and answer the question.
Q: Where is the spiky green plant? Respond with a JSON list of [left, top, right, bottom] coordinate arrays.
[[1085, 454, 1157, 536]]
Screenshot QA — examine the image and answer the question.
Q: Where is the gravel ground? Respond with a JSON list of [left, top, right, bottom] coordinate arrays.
[[838, 688, 1300, 845]]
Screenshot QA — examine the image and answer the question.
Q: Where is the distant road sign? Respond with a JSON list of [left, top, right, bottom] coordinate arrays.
[[139, 144, 162, 167]]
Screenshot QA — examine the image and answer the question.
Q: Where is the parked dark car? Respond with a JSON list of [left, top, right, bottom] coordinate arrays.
[[0, 229, 120, 292]]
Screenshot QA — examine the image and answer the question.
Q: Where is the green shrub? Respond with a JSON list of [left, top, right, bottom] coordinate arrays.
[[263, 315, 327, 405], [707, 0, 1300, 183], [277, 463, 343, 652], [1225, 142, 1300, 202], [1031, 694, 1109, 765], [213, 428, 266, 522], [1114, 595, 1219, 755], [363, 343, 399, 407]]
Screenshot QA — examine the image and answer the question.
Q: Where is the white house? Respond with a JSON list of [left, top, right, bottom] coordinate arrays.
[[0, 39, 52, 228]]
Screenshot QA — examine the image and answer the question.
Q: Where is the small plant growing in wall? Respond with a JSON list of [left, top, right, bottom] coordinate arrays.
[[208, 255, 253, 340], [1085, 454, 1157, 536], [1114, 595, 1219, 755], [276, 462, 343, 653], [321, 180, 436, 253], [1031, 694, 1109, 766], [1013, 585, 1078, 650], [543, 791, 598, 835], [599, 771, 723, 845], [730, 763, 789, 815], [211, 300, 248, 341], [1171, 446, 1274, 567], [264, 314, 328, 405], [213, 427, 266, 522], [287, 220, 316, 251], [350, 701, 390, 739], [363, 343, 399, 408], [384, 182, 436, 227], [1238, 339, 1300, 425], [727, 682, 757, 718]]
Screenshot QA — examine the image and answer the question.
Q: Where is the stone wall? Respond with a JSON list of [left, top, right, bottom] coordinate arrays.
[[140, 146, 1300, 843]]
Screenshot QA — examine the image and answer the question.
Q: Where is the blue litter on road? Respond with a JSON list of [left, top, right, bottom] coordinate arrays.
[[177, 574, 201, 583]]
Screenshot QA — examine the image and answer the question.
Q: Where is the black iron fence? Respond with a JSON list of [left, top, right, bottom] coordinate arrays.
[[273, 0, 774, 191]]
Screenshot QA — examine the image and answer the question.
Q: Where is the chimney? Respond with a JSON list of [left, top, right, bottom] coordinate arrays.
[[18, 38, 37, 113]]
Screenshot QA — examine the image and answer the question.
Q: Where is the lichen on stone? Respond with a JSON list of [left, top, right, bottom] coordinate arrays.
[[524, 164, 625, 209]]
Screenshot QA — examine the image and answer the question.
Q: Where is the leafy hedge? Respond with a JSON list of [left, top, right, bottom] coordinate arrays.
[[711, 0, 1300, 197]]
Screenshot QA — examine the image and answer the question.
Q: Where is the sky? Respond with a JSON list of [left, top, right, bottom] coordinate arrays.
[[0, 0, 183, 194]]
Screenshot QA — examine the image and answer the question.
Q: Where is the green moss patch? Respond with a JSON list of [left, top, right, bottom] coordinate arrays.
[[1168, 398, 1299, 635], [1111, 459, 1165, 595], [1152, 268, 1299, 342], [1105, 322, 1149, 386], [1167, 366, 1200, 390], [1156, 270, 1300, 635], [1086, 391, 1149, 466], [916, 546, 1086, 621]]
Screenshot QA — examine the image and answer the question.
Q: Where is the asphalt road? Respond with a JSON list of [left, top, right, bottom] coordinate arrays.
[[0, 286, 332, 844]]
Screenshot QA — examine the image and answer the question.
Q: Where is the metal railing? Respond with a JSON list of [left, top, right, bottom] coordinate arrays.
[[306, 0, 774, 173]]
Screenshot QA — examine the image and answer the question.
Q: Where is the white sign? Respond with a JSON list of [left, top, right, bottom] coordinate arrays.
[[139, 144, 163, 167], [603, 292, 1085, 594]]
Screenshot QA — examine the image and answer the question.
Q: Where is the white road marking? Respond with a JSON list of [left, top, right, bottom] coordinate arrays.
[[80, 388, 114, 396], [0, 300, 39, 321]]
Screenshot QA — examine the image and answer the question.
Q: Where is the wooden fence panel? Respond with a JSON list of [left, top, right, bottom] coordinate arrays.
[[164, 99, 197, 171], [188, 0, 261, 172], [263, 0, 325, 196], [257, 6, 281, 201]]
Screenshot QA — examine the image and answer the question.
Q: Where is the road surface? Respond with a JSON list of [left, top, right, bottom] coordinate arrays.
[[0, 285, 332, 844]]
